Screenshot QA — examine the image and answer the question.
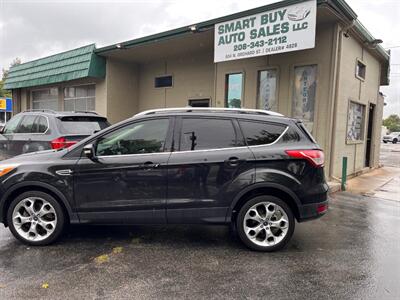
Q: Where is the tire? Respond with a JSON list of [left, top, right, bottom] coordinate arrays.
[[236, 195, 295, 252], [393, 139, 398, 144], [7, 191, 65, 246], [383, 141, 387, 143]]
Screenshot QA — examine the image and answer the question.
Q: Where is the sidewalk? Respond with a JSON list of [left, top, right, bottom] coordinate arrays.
[[345, 166, 400, 202]]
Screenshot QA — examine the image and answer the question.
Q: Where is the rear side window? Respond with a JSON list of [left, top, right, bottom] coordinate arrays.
[[16, 115, 37, 133], [58, 117, 109, 135], [180, 118, 237, 151], [33, 116, 48, 133], [239, 120, 286, 146]]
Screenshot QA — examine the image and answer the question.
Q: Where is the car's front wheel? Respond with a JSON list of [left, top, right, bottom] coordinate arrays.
[[236, 195, 295, 251], [7, 191, 65, 245]]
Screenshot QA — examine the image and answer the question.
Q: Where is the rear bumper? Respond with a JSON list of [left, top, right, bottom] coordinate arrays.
[[297, 199, 329, 222]]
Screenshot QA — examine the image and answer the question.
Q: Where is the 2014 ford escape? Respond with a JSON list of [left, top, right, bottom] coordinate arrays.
[[0, 108, 329, 251]]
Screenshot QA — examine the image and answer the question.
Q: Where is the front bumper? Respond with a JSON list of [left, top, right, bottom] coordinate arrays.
[[297, 199, 329, 222]]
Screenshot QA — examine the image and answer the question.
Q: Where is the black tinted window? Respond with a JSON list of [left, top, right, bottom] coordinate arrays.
[[240, 120, 286, 145], [16, 115, 37, 133], [155, 76, 173, 88], [180, 118, 237, 151], [58, 117, 109, 135], [96, 118, 169, 156]]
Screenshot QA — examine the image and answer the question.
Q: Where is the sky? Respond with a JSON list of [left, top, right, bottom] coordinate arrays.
[[0, 0, 399, 117]]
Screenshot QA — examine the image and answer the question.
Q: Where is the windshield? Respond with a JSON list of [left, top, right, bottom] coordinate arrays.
[[57, 116, 109, 135], [390, 132, 400, 136]]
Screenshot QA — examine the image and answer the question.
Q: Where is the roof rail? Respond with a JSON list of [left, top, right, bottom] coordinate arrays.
[[23, 109, 57, 114], [134, 107, 283, 117]]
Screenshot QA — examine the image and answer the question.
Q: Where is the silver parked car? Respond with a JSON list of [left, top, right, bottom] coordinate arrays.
[[382, 132, 400, 144]]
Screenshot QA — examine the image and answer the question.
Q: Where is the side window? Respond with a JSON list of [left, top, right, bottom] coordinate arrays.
[[239, 120, 286, 146], [3, 114, 23, 134], [16, 115, 37, 133], [180, 118, 237, 151], [96, 119, 169, 156], [33, 116, 48, 133]]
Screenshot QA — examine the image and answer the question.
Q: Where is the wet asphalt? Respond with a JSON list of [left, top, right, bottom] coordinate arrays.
[[0, 143, 399, 299], [0, 191, 399, 299]]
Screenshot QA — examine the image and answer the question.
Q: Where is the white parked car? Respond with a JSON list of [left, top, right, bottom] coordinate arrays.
[[383, 132, 400, 144]]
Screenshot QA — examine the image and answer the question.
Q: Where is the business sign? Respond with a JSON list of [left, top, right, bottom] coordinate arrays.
[[0, 98, 12, 111], [214, 0, 316, 62]]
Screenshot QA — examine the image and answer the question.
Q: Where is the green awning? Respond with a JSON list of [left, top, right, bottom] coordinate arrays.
[[4, 44, 105, 90]]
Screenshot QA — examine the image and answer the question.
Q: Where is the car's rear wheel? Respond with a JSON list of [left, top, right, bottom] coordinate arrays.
[[393, 139, 398, 144], [236, 195, 295, 252], [7, 191, 65, 245]]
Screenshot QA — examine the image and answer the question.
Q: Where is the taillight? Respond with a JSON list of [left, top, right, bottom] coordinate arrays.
[[51, 137, 77, 149], [285, 149, 325, 167], [317, 203, 328, 214]]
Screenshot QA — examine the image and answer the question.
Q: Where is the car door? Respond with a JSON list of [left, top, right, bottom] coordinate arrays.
[[0, 114, 23, 159], [74, 117, 173, 224], [7, 114, 38, 156], [167, 116, 255, 224]]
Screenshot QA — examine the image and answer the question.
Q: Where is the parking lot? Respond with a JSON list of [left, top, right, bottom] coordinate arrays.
[[0, 143, 399, 299]]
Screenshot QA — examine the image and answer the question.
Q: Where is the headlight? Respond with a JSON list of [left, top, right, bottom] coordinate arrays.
[[0, 164, 19, 177]]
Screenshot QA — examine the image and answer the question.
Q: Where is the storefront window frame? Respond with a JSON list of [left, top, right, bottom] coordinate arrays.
[[346, 99, 366, 144], [225, 72, 244, 108], [290, 63, 319, 134], [30, 87, 59, 111], [256, 67, 279, 112], [63, 84, 96, 112]]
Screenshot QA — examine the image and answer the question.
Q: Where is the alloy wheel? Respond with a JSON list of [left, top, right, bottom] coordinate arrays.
[[12, 197, 57, 242], [243, 201, 289, 247]]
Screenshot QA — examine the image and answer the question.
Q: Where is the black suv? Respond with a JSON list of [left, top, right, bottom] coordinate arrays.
[[0, 110, 109, 160], [0, 108, 328, 251]]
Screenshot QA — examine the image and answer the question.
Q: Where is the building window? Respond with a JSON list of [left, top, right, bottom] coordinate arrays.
[[155, 75, 173, 88], [32, 88, 58, 111], [225, 73, 243, 108], [257, 69, 278, 111], [188, 99, 210, 107], [356, 60, 366, 80], [64, 85, 95, 111], [292, 65, 317, 133], [347, 101, 365, 142]]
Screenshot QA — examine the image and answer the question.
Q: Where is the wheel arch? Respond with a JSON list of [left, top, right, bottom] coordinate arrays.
[[0, 181, 77, 226], [227, 183, 301, 223]]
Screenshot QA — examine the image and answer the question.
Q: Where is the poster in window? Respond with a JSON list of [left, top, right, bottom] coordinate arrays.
[[257, 69, 277, 111], [292, 65, 317, 132], [347, 101, 365, 141]]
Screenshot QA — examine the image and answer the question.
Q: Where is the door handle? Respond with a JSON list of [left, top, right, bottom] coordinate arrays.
[[226, 157, 240, 167], [142, 161, 160, 170]]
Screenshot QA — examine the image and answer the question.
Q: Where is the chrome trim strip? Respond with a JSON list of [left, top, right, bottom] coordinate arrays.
[[55, 169, 73, 176], [96, 151, 173, 159], [247, 126, 289, 148]]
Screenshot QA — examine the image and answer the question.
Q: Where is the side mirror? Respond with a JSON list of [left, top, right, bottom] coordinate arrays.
[[83, 144, 97, 161]]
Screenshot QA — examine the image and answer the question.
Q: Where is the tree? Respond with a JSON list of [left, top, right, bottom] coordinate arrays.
[[383, 114, 400, 132], [0, 57, 22, 98]]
